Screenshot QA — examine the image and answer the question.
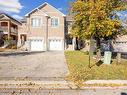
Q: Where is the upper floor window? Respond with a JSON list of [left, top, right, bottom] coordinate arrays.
[[31, 18, 41, 27], [51, 17, 59, 27], [1, 22, 8, 27]]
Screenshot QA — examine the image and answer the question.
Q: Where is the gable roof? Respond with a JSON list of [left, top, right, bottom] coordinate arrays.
[[0, 13, 22, 25], [25, 2, 66, 17]]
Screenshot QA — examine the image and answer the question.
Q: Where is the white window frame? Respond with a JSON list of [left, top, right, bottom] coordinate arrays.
[[51, 17, 59, 28], [31, 17, 42, 28]]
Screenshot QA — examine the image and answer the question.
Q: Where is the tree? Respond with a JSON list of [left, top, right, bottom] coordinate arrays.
[[70, 0, 127, 60]]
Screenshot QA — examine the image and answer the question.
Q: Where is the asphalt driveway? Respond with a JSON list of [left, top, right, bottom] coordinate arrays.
[[0, 51, 69, 80]]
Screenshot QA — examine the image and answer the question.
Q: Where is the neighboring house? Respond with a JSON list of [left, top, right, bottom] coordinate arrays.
[[113, 35, 127, 53], [18, 2, 66, 51], [0, 13, 21, 47], [66, 15, 127, 53]]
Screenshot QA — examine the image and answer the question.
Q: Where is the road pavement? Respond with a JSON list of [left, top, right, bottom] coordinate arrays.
[[0, 89, 127, 95]]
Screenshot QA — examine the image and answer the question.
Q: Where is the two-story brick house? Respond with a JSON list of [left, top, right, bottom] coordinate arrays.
[[18, 2, 66, 51]]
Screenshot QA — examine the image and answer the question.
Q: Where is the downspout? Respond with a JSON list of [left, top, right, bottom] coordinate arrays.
[[64, 16, 66, 50], [45, 16, 50, 51]]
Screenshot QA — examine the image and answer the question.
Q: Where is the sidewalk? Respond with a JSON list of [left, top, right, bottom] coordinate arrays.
[[85, 80, 127, 85], [0, 80, 127, 90]]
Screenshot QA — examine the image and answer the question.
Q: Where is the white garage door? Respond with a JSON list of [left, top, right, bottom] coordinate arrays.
[[30, 39, 44, 51], [49, 39, 63, 51]]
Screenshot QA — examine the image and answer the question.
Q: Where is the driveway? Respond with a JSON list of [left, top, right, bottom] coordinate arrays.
[[0, 51, 69, 80]]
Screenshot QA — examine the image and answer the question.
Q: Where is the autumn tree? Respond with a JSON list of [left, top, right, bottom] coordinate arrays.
[[70, 0, 127, 60]]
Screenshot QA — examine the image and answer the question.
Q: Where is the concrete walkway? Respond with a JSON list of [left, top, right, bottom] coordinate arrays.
[[0, 51, 69, 80], [85, 80, 127, 85]]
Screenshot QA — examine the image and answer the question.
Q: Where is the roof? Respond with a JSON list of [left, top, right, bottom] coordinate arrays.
[[25, 2, 66, 17], [116, 35, 127, 42], [0, 13, 22, 25], [20, 18, 27, 23]]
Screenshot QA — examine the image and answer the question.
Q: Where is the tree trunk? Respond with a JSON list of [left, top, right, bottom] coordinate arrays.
[[96, 39, 101, 61]]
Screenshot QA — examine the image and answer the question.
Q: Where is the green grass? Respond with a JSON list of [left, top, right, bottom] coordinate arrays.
[[65, 51, 127, 84]]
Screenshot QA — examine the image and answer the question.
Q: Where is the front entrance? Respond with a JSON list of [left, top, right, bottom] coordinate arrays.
[[20, 35, 27, 45]]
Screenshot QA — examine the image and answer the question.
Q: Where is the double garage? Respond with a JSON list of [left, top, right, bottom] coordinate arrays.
[[29, 38, 63, 51]]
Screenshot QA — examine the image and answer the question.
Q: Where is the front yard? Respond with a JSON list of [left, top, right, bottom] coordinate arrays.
[[65, 51, 127, 84]]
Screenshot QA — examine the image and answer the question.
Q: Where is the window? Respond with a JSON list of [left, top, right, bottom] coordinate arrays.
[[31, 18, 41, 27], [51, 17, 59, 27], [1, 22, 8, 26]]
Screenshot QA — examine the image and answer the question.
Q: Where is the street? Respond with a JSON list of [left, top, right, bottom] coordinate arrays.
[[0, 89, 127, 95]]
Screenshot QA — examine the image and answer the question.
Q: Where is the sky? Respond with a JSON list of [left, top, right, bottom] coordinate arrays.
[[0, 0, 127, 21], [0, 0, 70, 20]]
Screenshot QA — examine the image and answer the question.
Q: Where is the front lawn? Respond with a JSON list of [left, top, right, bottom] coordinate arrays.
[[65, 51, 127, 84]]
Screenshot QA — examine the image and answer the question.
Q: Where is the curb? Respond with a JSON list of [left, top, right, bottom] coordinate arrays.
[[0, 80, 72, 90], [0, 80, 127, 90], [0, 51, 44, 56]]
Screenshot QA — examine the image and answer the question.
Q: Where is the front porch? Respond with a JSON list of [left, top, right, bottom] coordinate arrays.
[[65, 34, 89, 51]]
